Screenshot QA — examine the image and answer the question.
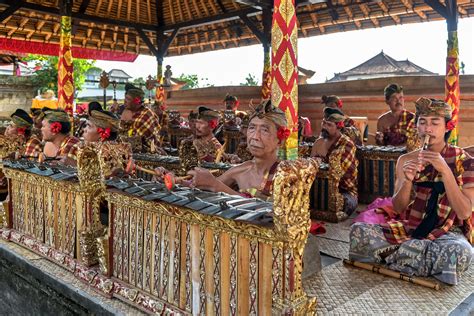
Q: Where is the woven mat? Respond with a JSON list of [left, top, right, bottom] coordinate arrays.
[[317, 237, 349, 260], [318, 223, 351, 242], [303, 261, 474, 315]]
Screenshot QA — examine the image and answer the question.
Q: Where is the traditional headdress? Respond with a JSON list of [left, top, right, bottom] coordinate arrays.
[[44, 109, 70, 123], [125, 83, 145, 102], [414, 97, 452, 120], [224, 94, 238, 102], [188, 110, 198, 120], [321, 95, 343, 108], [89, 110, 120, 132], [196, 106, 220, 121], [384, 83, 403, 100], [248, 99, 287, 128], [249, 100, 289, 141], [10, 109, 33, 128], [323, 107, 346, 129]]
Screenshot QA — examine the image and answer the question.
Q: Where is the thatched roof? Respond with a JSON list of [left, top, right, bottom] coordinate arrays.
[[328, 51, 436, 81], [0, 0, 473, 59]]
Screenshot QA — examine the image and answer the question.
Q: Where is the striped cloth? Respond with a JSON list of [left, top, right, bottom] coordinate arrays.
[[382, 110, 416, 146], [129, 106, 161, 151], [382, 145, 474, 245]]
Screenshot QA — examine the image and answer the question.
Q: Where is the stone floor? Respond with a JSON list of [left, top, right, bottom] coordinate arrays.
[[304, 208, 474, 316]]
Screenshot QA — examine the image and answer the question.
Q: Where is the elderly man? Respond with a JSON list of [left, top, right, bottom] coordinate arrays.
[[188, 100, 290, 201], [350, 97, 474, 285], [40, 109, 79, 165], [376, 84, 416, 146], [311, 107, 358, 215], [120, 84, 161, 152]]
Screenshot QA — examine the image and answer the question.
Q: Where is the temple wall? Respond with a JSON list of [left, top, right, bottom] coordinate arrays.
[[166, 75, 474, 147], [0, 76, 37, 118]]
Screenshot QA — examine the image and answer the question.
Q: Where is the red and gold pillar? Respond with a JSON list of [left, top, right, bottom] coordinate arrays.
[[155, 58, 166, 105], [57, 15, 74, 114], [445, 31, 460, 145], [271, 0, 299, 160]]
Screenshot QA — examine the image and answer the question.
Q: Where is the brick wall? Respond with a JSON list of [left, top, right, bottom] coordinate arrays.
[[166, 75, 474, 147]]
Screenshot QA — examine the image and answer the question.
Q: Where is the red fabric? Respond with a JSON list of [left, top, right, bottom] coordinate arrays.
[[0, 38, 138, 62], [309, 221, 326, 235]]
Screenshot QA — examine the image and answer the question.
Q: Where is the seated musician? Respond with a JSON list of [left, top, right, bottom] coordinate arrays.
[[187, 100, 289, 201], [192, 106, 223, 162], [376, 84, 416, 146], [235, 115, 253, 162], [40, 109, 79, 165], [83, 109, 120, 143], [310, 107, 358, 215], [350, 97, 474, 285], [6, 109, 42, 158], [120, 84, 161, 152], [322, 95, 362, 145]]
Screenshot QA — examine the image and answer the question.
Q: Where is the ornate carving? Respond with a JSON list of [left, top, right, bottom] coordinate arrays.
[[96, 234, 109, 275], [178, 139, 199, 176], [0, 135, 23, 158], [272, 158, 319, 314]]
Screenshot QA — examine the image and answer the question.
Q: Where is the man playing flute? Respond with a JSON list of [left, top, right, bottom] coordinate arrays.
[[350, 97, 474, 285]]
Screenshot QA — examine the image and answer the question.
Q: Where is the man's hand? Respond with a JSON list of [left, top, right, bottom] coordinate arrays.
[[402, 158, 422, 181], [187, 167, 217, 190], [152, 167, 168, 181], [375, 132, 384, 144], [418, 150, 450, 175]]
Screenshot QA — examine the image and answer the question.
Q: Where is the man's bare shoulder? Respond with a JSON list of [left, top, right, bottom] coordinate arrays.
[[226, 160, 254, 174], [377, 111, 391, 121]]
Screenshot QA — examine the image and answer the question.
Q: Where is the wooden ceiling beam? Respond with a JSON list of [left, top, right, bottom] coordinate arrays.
[[78, 0, 90, 14], [0, 0, 158, 31], [155, 0, 164, 27], [216, 0, 227, 13], [158, 7, 260, 32], [0, 1, 22, 23], [239, 14, 267, 44], [424, 0, 448, 19], [136, 27, 159, 56]]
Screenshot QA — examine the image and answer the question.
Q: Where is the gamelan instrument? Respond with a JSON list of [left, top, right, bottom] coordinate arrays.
[[357, 145, 406, 204], [0, 146, 318, 314]]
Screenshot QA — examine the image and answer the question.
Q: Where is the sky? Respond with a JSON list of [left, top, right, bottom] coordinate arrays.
[[96, 17, 474, 86]]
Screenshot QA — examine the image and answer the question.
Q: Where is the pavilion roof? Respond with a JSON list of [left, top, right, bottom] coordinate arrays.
[[0, 0, 473, 59]]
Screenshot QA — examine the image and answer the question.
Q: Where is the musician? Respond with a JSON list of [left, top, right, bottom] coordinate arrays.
[[235, 115, 253, 162], [40, 109, 79, 165], [310, 107, 358, 215], [120, 84, 161, 152], [6, 109, 42, 158], [83, 109, 120, 143], [187, 100, 289, 201], [321, 95, 361, 145], [350, 97, 474, 285], [376, 84, 416, 146], [191, 106, 223, 162]]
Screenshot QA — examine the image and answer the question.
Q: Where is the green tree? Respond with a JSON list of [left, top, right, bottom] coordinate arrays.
[[25, 54, 95, 94], [240, 73, 259, 86], [176, 73, 199, 89], [132, 77, 146, 87]]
